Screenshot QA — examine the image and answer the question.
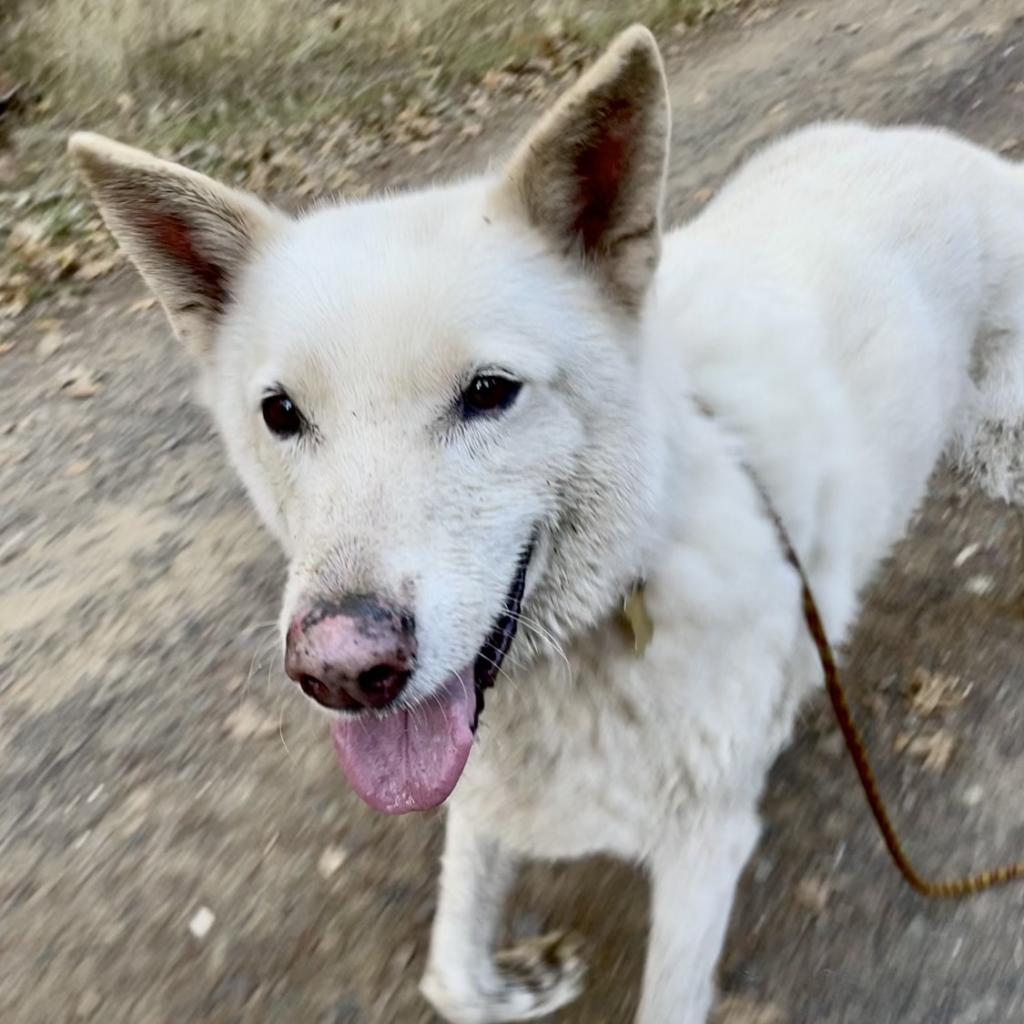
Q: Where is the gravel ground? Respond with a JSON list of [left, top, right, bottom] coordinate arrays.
[[4, 1, 1024, 1021]]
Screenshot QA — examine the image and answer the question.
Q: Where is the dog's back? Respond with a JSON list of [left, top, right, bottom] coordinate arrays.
[[653, 123, 1024, 641]]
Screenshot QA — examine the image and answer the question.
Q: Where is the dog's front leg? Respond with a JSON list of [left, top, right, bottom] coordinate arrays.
[[421, 805, 584, 1023], [636, 810, 760, 1024]]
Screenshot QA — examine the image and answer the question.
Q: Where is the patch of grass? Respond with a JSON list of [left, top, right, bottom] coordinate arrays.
[[7, 0, 724, 123], [1, 0, 740, 319]]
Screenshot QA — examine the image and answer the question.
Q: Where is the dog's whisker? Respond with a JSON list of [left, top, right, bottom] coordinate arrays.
[[277, 689, 297, 768], [243, 631, 280, 697], [513, 612, 574, 687]]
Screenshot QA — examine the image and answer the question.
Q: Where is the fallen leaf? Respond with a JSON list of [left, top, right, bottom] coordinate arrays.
[[75, 254, 120, 282], [52, 245, 81, 280], [895, 728, 956, 772], [906, 667, 970, 717], [0, 289, 29, 318], [713, 996, 785, 1024], [2, 413, 33, 435], [6, 219, 46, 256], [59, 365, 101, 399], [127, 296, 156, 314]]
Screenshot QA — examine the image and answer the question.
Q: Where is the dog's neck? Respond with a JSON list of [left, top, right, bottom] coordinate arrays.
[[521, 378, 795, 677]]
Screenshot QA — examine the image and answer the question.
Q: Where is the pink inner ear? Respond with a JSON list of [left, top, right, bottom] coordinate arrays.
[[571, 99, 634, 253], [141, 209, 228, 311]]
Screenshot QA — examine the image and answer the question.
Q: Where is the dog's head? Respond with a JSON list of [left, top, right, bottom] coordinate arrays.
[[70, 27, 671, 813]]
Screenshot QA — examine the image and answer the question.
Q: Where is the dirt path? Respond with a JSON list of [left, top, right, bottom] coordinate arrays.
[[4, 2, 1024, 1022]]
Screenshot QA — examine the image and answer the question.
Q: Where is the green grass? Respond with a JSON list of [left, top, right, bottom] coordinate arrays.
[[6, 0, 725, 127], [0, 0, 738, 317]]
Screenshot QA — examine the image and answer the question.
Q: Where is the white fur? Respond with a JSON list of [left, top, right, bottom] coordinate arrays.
[[71, 26, 1024, 1024]]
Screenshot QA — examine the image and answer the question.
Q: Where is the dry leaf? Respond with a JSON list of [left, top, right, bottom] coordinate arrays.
[[907, 667, 970, 717], [713, 996, 785, 1024], [0, 289, 29, 319], [75, 254, 119, 282], [6, 219, 46, 256], [59, 365, 101, 399], [895, 728, 956, 772], [127, 296, 157, 314], [53, 245, 81, 280]]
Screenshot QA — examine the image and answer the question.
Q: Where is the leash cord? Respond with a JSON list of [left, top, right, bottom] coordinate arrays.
[[752, 472, 1024, 899]]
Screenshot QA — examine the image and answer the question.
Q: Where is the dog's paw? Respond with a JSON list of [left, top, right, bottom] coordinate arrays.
[[421, 932, 586, 1023]]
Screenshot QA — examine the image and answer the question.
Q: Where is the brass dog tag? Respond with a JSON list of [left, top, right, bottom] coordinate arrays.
[[621, 582, 653, 657]]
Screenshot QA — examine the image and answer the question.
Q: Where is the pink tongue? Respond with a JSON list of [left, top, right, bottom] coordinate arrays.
[[330, 670, 476, 814]]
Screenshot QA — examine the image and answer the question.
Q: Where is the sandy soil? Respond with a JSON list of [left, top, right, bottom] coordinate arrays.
[[4, 1, 1024, 1021]]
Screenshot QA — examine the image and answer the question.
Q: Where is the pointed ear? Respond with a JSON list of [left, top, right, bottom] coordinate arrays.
[[494, 25, 670, 313], [68, 132, 287, 356]]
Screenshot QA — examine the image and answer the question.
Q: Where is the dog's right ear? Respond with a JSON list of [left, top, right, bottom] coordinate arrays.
[[68, 132, 287, 357]]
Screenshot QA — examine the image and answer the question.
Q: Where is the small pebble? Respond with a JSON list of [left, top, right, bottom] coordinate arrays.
[[318, 846, 348, 879], [189, 906, 215, 939], [963, 784, 985, 807], [965, 575, 994, 596]]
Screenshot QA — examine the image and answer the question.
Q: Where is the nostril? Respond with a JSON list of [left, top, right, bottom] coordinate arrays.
[[357, 664, 410, 706], [298, 674, 337, 709]]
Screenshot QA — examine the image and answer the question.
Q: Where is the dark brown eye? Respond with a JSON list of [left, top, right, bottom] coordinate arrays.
[[261, 392, 304, 437], [461, 375, 522, 419]]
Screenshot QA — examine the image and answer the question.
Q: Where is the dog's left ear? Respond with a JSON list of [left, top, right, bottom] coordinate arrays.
[[494, 25, 670, 313]]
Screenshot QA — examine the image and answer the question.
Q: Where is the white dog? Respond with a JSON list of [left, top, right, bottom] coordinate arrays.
[[70, 25, 1024, 1023]]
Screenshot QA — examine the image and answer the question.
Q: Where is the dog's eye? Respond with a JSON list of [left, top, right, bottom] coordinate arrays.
[[461, 375, 522, 419], [261, 392, 304, 438]]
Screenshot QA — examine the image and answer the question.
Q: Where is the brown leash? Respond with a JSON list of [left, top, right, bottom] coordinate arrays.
[[751, 471, 1024, 898]]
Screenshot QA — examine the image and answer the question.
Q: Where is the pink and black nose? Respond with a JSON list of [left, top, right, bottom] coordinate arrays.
[[285, 596, 416, 712]]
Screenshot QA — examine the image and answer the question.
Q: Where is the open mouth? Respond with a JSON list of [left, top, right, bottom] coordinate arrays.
[[471, 542, 532, 730], [329, 541, 534, 815]]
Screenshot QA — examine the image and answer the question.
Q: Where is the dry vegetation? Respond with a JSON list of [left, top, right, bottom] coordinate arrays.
[[0, 0, 738, 323]]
